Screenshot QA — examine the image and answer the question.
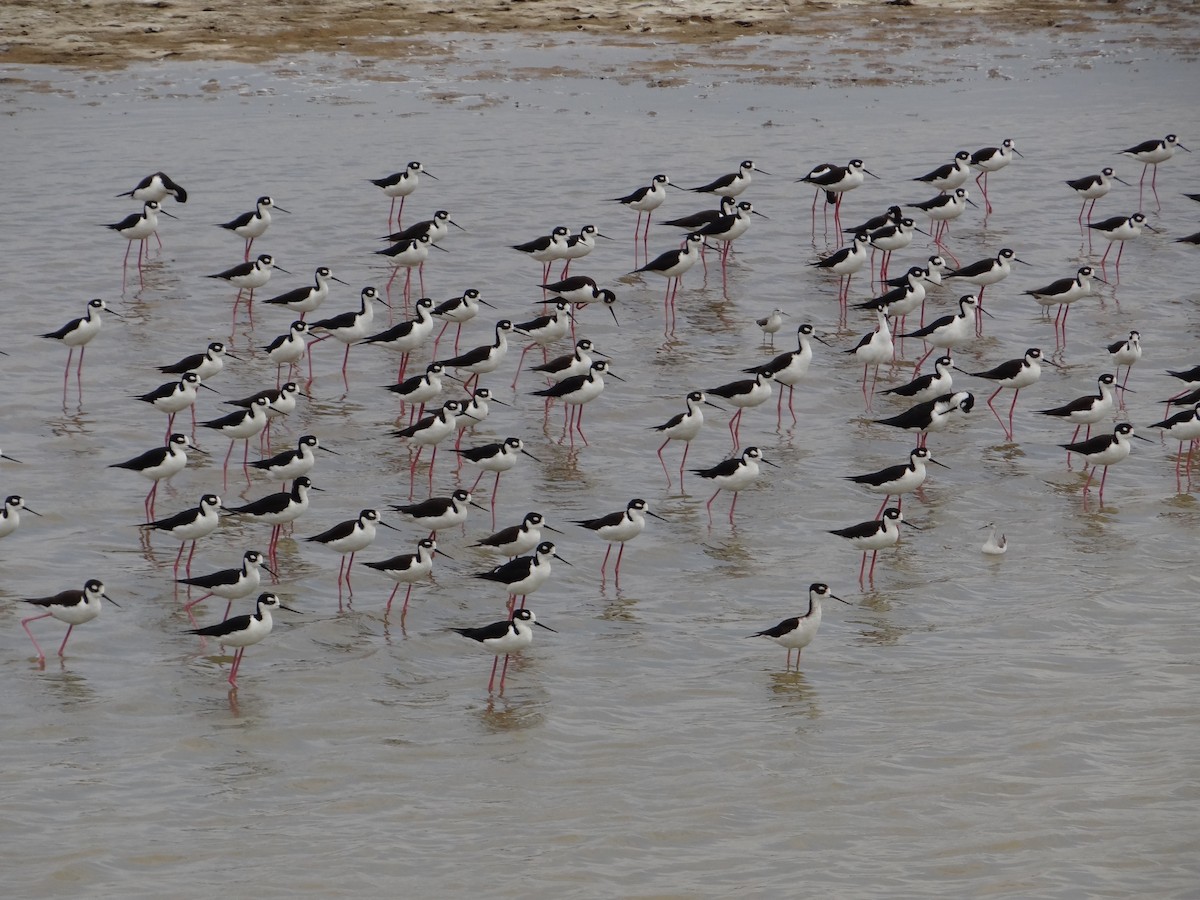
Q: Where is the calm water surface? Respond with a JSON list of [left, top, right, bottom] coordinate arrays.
[[2, 29, 1198, 898]]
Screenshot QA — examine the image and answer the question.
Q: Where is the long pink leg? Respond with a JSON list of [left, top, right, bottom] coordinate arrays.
[[22, 613, 51, 661], [487, 655, 500, 692], [498, 654, 512, 693], [657, 438, 673, 484]]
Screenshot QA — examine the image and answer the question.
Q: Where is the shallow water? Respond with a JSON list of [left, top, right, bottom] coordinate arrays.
[[2, 32, 1199, 898]]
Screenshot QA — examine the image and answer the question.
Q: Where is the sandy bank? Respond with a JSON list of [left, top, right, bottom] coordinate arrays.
[[2, 0, 1197, 71]]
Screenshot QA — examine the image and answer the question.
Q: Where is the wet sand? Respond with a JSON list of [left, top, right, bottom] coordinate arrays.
[[3, 0, 1198, 72]]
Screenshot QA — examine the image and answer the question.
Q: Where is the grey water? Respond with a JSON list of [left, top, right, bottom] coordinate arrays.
[[1, 30, 1198, 898]]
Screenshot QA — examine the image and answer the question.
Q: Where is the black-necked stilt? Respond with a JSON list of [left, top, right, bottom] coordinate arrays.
[[208, 253, 287, 323], [539, 276, 620, 329], [1120, 134, 1189, 208], [452, 607, 556, 694], [308, 286, 390, 377], [1087, 212, 1158, 270], [572, 498, 663, 582], [0, 495, 42, 540], [514, 225, 572, 284], [1107, 330, 1142, 391], [631, 233, 706, 329], [531, 359, 620, 446], [909, 188, 976, 256], [250, 434, 334, 486], [560, 224, 613, 278], [846, 308, 894, 402], [1060, 422, 1150, 503], [473, 512, 561, 559], [42, 297, 122, 386], [381, 209, 463, 246], [707, 370, 773, 448], [945, 248, 1030, 329], [105, 200, 176, 279], [217, 195, 289, 260], [846, 446, 948, 516], [900, 294, 980, 373], [306, 509, 397, 600], [436, 319, 513, 392], [867, 216, 922, 283], [970, 138, 1022, 214], [376, 233, 441, 298], [799, 158, 877, 232], [393, 399, 470, 495], [118, 171, 187, 204], [1166, 363, 1200, 392], [691, 445, 777, 524], [872, 390, 974, 447], [512, 300, 573, 386], [1024, 265, 1099, 340], [883, 254, 948, 290], [456, 437, 540, 524], [652, 390, 723, 487], [539, 274, 609, 306], [662, 196, 737, 231], [1177, 231, 1200, 246], [474, 540, 568, 610], [262, 266, 349, 320], [140, 493, 223, 576], [1148, 401, 1200, 484], [830, 506, 917, 585], [226, 382, 300, 448], [202, 395, 271, 490], [530, 337, 600, 384], [1038, 373, 1121, 449], [962, 347, 1046, 439], [743, 323, 828, 426], [177, 549, 274, 621], [136, 371, 217, 436], [391, 488, 485, 537], [386, 361, 446, 418], [363, 295, 437, 382], [755, 308, 789, 346], [748, 583, 848, 669], [453, 386, 498, 442], [370, 161, 435, 228], [981, 523, 1008, 556], [879, 354, 954, 404], [1067, 167, 1130, 224], [110, 432, 199, 518], [558, 285, 620, 329], [689, 159, 767, 197], [1163, 385, 1200, 410], [432, 289, 494, 355], [695, 199, 767, 275], [364, 537, 446, 618], [262, 321, 311, 383], [843, 204, 901, 237], [20, 579, 117, 664], [185, 592, 297, 687], [810, 232, 870, 310], [224, 476, 320, 561], [158, 341, 233, 382], [227, 382, 301, 423], [609, 173, 674, 252], [861, 268, 927, 333], [912, 150, 972, 193]]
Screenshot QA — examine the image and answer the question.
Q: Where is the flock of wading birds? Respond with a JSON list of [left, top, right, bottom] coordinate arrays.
[[6, 131, 1199, 691]]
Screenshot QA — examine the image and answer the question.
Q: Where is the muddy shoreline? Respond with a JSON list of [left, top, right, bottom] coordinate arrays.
[[2, 1, 1198, 73]]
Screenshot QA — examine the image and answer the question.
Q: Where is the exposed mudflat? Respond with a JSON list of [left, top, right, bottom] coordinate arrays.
[[2, 0, 1198, 78]]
